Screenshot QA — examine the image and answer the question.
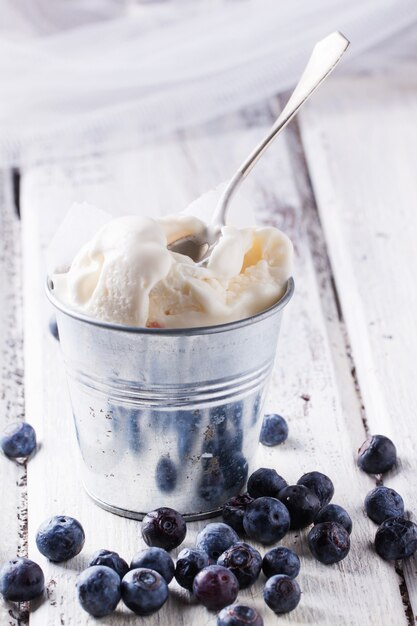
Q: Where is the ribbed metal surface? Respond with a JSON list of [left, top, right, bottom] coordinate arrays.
[[49, 278, 294, 518]]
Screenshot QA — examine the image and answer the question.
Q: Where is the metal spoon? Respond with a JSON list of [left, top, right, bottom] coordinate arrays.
[[168, 31, 349, 264]]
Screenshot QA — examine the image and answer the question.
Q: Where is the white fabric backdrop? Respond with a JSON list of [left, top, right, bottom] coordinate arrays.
[[1, 0, 417, 166]]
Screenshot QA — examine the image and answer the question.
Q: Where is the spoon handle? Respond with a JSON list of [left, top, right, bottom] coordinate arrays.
[[212, 31, 350, 229]]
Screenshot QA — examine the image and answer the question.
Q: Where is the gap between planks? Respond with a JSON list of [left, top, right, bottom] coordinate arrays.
[[285, 114, 414, 626], [13, 94, 413, 625], [298, 72, 417, 624], [0, 172, 28, 626]]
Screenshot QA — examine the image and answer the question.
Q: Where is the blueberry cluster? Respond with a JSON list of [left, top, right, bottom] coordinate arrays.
[[0, 513, 86, 604], [136, 504, 303, 619], [200, 465, 350, 619], [357, 434, 417, 561], [224, 467, 351, 568], [3, 418, 416, 622], [0, 467, 348, 617]]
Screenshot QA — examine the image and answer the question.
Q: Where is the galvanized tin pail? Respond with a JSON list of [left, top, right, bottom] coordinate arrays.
[[47, 278, 294, 520]]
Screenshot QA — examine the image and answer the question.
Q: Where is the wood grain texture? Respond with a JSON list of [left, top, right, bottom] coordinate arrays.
[[0, 174, 28, 626], [14, 92, 411, 625], [299, 70, 417, 623]]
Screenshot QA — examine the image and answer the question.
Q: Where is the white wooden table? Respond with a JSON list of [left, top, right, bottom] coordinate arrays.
[[1, 68, 417, 625]]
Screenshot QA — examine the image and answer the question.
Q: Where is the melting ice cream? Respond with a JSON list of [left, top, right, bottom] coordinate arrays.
[[52, 213, 293, 328]]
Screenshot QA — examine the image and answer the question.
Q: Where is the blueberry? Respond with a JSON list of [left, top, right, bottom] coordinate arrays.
[[128, 409, 142, 453], [210, 405, 228, 432], [243, 497, 290, 545], [297, 472, 334, 508], [198, 458, 225, 503], [251, 393, 262, 426], [278, 485, 321, 530], [308, 522, 350, 564], [196, 523, 239, 562], [193, 565, 239, 611], [247, 468, 287, 499], [357, 435, 397, 474], [259, 414, 288, 446], [36, 515, 85, 562], [314, 504, 352, 534], [130, 548, 174, 583], [227, 403, 244, 442], [375, 517, 417, 560], [1, 422, 37, 458], [77, 566, 121, 617], [49, 315, 59, 340], [220, 451, 248, 492], [88, 549, 129, 579], [262, 547, 300, 579], [175, 548, 209, 591], [0, 557, 44, 602], [217, 604, 264, 626], [222, 493, 254, 534], [121, 568, 168, 615], [365, 486, 404, 524], [263, 574, 301, 614], [156, 457, 177, 493], [217, 542, 262, 589], [176, 410, 201, 459], [141, 507, 186, 551]]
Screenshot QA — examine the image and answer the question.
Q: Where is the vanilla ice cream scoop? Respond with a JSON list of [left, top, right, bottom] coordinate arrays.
[[51, 213, 293, 328]]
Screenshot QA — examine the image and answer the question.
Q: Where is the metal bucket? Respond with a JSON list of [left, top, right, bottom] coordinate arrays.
[[47, 278, 294, 520]]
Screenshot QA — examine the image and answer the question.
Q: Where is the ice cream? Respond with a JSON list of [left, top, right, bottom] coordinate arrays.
[[51, 213, 293, 328]]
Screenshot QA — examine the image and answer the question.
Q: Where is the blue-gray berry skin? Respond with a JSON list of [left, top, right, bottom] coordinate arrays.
[[263, 575, 301, 614], [314, 504, 352, 534], [88, 549, 129, 579], [217, 604, 264, 626], [36, 515, 85, 562], [77, 566, 121, 617], [1, 422, 37, 458], [130, 548, 174, 583], [259, 414, 288, 446], [375, 517, 417, 560], [222, 493, 254, 534], [365, 487, 404, 524], [141, 507, 186, 551], [221, 451, 248, 492], [279, 485, 321, 530], [217, 542, 262, 589], [0, 558, 44, 602], [243, 497, 290, 545], [247, 468, 287, 499], [357, 435, 397, 474], [308, 522, 350, 565], [156, 457, 177, 493], [175, 548, 209, 591], [121, 568, 168, 616], [297, 472, 334, 508], [262, 547, 300, 579], [198, 460, 225, 503], [279, 485, 320, 530], [49, 316, 59, 341], [196, 523, 239, 562], [193, 565, 239, 611]]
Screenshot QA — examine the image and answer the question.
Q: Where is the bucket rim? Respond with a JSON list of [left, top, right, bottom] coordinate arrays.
[[46, 276, 294, 336]]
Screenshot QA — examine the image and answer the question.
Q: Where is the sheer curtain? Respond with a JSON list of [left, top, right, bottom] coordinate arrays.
[[1, 0, 416, 166]]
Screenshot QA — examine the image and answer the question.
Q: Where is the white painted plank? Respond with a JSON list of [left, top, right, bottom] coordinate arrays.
[[21, 102, 407, 625], [300, 69, 417, 621], [0, 173, 27, 626]]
